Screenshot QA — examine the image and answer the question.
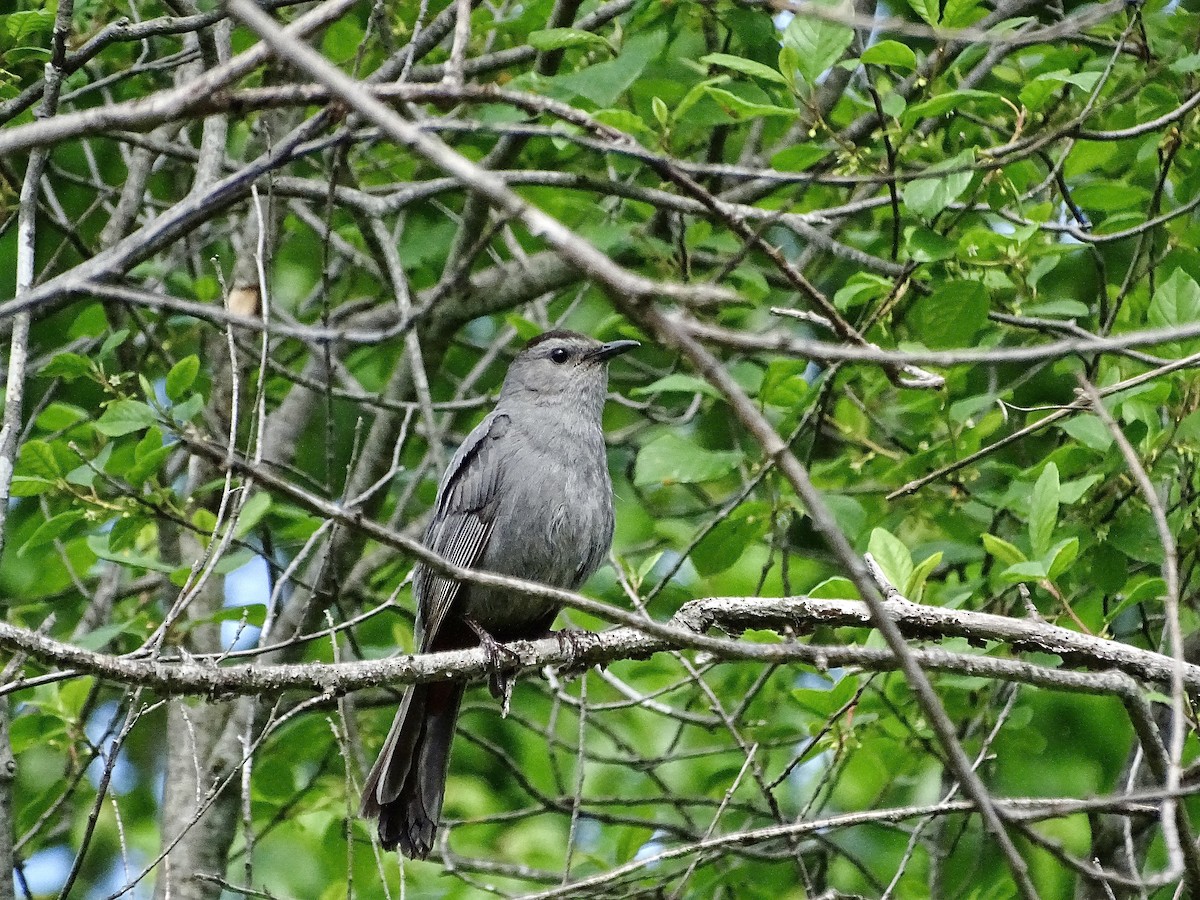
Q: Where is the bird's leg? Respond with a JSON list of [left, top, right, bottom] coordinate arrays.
[[550, 628, 595, 678], [463, 616, 522, 712]]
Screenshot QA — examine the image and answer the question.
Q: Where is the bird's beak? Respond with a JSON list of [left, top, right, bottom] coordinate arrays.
[[588, 339, 640, 362]]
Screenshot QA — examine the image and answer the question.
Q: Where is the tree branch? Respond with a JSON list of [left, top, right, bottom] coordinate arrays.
[[2, 596, 1197, 699]]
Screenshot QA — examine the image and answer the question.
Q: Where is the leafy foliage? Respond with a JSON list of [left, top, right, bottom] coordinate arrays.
[[1, 0, 1199, 897]]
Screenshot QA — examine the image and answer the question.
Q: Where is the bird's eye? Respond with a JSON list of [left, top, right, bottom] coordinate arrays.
[[549, 347, 570, 364]]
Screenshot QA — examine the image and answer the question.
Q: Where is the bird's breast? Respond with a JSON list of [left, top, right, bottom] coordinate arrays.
[[466, 431, 614, 634]]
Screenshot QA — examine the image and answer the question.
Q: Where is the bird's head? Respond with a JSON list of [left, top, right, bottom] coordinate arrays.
[[499, 329, 639, 417]]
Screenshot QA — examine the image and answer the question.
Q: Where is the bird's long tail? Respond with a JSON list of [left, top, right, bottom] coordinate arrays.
[[360, 680, 465, 859]]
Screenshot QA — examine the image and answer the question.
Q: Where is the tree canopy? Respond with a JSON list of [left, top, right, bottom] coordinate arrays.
[[1, 0, 1200, 897]]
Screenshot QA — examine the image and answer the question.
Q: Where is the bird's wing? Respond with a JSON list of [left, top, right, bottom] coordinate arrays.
[[413, 412, 509, 650]]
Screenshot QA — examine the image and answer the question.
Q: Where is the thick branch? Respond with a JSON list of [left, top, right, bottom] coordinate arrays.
[[2, 596, 1197, 699]]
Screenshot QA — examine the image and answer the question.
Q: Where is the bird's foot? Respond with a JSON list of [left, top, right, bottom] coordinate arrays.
[[464, 616, 522, 710], [551, 627, 596, 679]]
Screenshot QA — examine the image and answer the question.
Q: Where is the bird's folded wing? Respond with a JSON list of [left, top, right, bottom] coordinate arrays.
[[413, 412, 509, 648]]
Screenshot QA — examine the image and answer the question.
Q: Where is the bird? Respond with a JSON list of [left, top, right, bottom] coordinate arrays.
[[360, 329, 638, 859]]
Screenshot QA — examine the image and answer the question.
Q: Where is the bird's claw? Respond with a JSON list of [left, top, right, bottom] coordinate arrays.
[[465, 616, 522, 708], [552, 627, 595, 679]]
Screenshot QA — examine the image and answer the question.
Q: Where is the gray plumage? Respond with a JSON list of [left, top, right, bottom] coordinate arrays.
[[360, 329, 637, 858]]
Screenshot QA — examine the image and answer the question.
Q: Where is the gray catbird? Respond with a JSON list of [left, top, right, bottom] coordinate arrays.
[[360, 329, 638, 858]]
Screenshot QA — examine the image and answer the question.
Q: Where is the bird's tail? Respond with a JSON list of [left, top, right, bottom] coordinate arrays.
[[360, 680, 465, 859]]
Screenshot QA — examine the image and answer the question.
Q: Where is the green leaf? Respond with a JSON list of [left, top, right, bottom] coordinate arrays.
[[171, 393, 204, 423], [1072, 182, 1151, 213], [777, 45, 801, 90], [9, 476, 54, 497], [1178, 409, 1200, 445], [1028, 462, 1060, 559], [867, 528, 913, 593], [770, 144, 831, 172], [782, 0, 854, 86], [809, 576, 858, 599], [35, 403, 87, 432], [127, 443, 173, 486], [902, 149, 976, 219], [834, 273, 892, 311], [793, 682, 840, 716], [527, 27, 609, 52], [193, 507, 218, 534], [906, 0, 941, 25], [699, 52, 789, 85], [1020, 70, 1101, 114], [651, 95, 669, 127], [905, 227, 957, 262], [108, 515, 146, 553], [555, 30, 666, 106], [76, 621, 137, 651], [1045, 537, 1079, 581], [881, 91, 906, 117], [1021, 299, 1090, 318], [6, 47, 49, 66], [205, 604, 268, 628], [68, 303, 107, 339], [759, 359, 810, 408], [905, 90, 1006, 120], [1125, 577, 1166, 605], [4, 10, 53, 42], [1057, 415, 1114, 452], [703, 86, 797, 120], [135, 427, 164, 461], [1034, 69, 1102, 92], [673, 76, 726, 124], [1060, 474, 1102, 504], [860, 40, 917, 70], [982, 533, 1027, 567], [96, 400, 158, 437], [631, 374, 722, 400], [635, 551, 664, 588], [592, 107, 655, 140], [1170, 52, 1200, 75], [170, 550, 255, 586], [17, 440, 63, 480], [634, 434, 743, 487], [40, 352, 93, 381], [907, 280, 988, 348], [795, 674, 858, 717], [8, 711, 64, 754], [1150, 269, 1200, 329], [692, 502, 771, 576], [99, 328, 129, 358], [19, 509, 87, 555], [56, 673, 98, 718], [1018, 78, 1060, 114], [504, 315, 542, 342], [905, 551, 943, 601], [87, 534, 176, 574], [941, 0, 984, 27], [1001, 560, 1049, 582], [165, 355, 200, 402], [321, 17, 365, 61], [906, 0, 983, 26], [1106, 577, 1167, 623], [66, 443, 111, 488], [234, 492, 272, 538], [914, 167, 980, 226]]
